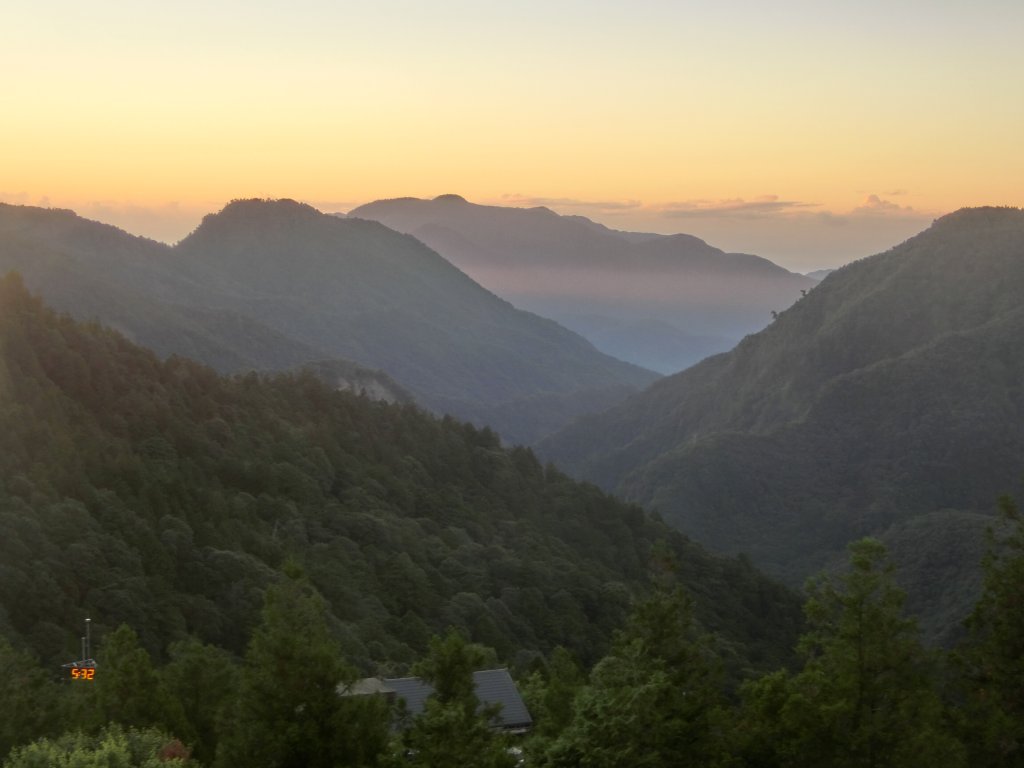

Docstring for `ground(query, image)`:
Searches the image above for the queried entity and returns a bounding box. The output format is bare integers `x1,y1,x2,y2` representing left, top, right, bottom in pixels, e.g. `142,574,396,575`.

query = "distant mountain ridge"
539,207,1024,642
350,195,817,373
0,200,657,444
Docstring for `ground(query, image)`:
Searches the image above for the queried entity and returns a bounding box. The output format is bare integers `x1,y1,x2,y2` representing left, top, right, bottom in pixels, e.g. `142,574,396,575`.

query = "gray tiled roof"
339,677,395,696
384,668,532,730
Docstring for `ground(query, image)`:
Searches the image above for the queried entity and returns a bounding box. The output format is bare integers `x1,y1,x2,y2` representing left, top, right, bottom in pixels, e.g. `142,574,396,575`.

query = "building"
340,668,533,734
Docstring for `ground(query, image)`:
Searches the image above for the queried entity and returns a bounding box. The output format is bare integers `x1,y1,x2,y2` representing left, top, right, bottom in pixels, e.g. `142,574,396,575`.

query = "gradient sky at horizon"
3,0,1022,270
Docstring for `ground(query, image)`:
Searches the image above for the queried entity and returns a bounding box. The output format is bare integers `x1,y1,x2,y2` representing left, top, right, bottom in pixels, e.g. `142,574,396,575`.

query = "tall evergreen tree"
540,585,723,768
738,538,964,767
396,629,515,768
0,638,60,760
956,496,1024,765
161,638,239,766
215,570,388,768
85,625,183,734
520,646,584,742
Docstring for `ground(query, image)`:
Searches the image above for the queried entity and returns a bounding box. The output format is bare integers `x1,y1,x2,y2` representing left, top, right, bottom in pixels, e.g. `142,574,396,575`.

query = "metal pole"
85,618,91,661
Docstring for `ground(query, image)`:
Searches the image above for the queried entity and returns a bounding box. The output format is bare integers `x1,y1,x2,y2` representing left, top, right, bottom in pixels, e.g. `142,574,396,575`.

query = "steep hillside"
0,201,658,444
540,207,1024,635
351,195,816,372
0,274,799,673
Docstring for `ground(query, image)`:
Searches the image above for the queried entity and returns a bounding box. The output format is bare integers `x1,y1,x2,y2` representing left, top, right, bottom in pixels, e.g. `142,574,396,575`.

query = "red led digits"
63,619,96,681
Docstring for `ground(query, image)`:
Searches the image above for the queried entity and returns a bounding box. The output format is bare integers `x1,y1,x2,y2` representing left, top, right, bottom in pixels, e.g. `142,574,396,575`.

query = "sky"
3,0,1023,271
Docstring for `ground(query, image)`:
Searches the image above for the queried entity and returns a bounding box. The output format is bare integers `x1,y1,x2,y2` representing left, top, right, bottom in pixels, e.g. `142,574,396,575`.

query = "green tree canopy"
160,638,238,766
397,628,515,768
215,572,388,768
0,638,60,760
2,724,193,768
738,538,964,767
956,495,1024,765
78,624,183,735
519,646,584,742
539,586,723,768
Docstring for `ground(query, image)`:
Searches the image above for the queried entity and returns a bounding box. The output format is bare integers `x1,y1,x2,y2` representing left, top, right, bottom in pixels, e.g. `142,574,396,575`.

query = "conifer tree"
0,638,60,759
739,538,964,768
161,638,238,766
215,570,388,768
957,496,1024,765
88,624,183,734
396,628,515,768
520,646,584,741
540,585,722,768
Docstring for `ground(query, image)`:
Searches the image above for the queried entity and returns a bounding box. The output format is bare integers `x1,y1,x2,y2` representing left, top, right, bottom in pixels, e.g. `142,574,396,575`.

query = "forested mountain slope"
351,194,816,372
0,201,657,444
0,274,799,674
540,207,1024,636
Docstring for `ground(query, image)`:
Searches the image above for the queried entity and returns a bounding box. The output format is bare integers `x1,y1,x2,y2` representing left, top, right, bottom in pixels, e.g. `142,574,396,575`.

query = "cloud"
853,194,918,217
499,193,643,211
651,193,930,226
657,195,819,219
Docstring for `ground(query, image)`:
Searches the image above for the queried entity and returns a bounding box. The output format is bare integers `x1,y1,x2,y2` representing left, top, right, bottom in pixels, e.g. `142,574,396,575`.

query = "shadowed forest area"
3,517,1023,766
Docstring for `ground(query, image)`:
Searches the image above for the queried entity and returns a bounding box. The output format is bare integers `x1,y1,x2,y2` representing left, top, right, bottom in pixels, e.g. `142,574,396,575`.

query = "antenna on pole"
63,617,97,681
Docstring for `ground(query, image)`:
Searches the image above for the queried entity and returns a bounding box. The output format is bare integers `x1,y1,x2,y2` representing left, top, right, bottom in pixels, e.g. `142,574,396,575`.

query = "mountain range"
0,200,657,445
539,207,1024,643
350,194,818,373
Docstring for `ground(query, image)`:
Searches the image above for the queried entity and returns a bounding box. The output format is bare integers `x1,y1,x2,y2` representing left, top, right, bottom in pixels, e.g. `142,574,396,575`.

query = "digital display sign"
63,660,97,681
69,666,96,681
64,618,96,681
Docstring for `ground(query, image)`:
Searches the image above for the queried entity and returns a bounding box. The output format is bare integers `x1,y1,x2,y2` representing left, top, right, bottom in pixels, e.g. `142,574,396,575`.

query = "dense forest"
0,273,798,670
0,273,814,763
3,512,1023,767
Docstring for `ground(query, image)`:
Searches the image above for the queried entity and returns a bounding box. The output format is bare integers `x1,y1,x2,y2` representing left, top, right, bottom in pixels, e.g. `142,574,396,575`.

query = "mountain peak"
218,197,320,218
182,198,326,244
928,206,1024,232
432,193,468,204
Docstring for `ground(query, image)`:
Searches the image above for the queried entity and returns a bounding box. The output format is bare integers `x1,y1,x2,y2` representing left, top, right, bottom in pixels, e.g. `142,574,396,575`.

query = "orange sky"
3,1,1022,270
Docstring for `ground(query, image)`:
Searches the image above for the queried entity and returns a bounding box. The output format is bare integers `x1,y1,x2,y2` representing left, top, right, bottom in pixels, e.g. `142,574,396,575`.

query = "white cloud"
853,193,918,216
656,195,819,219
498,193,643,211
